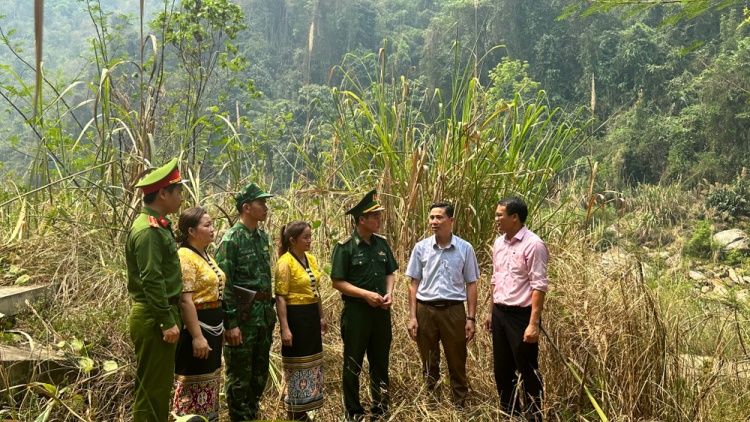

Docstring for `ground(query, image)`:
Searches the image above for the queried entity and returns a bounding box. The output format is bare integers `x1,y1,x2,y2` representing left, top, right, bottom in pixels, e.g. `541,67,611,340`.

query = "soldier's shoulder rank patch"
338,236,352,245
148,216,160,228
373,233,387,240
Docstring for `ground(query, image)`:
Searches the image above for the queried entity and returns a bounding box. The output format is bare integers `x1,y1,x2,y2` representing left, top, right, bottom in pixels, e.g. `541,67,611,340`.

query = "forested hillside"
1,0,749,188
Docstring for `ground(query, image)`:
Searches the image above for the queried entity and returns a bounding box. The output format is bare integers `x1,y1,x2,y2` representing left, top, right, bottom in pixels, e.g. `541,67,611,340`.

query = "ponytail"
278,224,289,257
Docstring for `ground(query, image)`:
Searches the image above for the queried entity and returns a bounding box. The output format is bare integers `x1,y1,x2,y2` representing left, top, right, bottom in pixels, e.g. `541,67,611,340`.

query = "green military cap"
234,183,274,209
346,189,385,220
134,158,188,194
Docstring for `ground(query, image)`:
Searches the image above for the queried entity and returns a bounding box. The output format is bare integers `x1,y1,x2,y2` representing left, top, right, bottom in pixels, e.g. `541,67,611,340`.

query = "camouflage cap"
234,183,274,210
346,189,385,220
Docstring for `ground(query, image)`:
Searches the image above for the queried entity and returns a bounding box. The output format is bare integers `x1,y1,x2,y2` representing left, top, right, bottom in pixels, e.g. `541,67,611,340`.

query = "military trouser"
340,301,392,419
224,323,275,422
129,302,179,422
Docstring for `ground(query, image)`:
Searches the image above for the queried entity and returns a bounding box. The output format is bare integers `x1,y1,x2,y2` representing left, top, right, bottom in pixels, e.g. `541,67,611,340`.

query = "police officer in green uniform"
126,158,188,422
331,189,399,422
215,183,276,422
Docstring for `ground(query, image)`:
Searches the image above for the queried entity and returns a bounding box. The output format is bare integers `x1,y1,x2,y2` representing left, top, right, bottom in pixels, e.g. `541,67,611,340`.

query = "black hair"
176,207,208,247
497,196,528,223
429,202,454,218
143,184,179,205
278,221,311,257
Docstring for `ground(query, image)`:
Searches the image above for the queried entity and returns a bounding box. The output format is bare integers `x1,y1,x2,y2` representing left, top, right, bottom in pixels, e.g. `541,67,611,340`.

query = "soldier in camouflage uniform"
126,158,188,422
331,190,399,422
216,183,276,422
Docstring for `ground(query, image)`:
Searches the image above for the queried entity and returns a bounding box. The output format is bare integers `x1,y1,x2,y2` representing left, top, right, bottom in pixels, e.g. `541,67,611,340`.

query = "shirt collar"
236,221,259,236
141,206,162,219
141,206,170,228
351,230,366,246
504,226,528,243
431,233,456,249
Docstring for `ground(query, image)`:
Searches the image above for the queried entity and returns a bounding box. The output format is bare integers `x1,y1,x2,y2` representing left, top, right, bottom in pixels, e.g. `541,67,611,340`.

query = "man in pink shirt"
483,196,548,422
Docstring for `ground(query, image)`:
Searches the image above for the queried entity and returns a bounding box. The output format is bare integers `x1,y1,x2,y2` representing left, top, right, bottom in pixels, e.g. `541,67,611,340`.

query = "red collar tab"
140,169,183,195
158,216,169,227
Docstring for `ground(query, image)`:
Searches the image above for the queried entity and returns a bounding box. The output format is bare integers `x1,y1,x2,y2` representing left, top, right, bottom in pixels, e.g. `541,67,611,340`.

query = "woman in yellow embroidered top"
172,207,226,421
275,220,328,421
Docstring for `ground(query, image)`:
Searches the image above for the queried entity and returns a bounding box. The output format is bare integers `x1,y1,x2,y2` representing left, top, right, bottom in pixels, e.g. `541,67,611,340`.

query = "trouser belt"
494,303,531,313
253,292,273,301
195,300,222,310
417,299,463,308
342,294,367,303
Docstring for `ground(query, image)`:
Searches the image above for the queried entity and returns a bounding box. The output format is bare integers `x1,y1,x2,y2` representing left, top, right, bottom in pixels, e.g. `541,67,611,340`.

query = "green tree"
153,0,253,167
487,57,540,105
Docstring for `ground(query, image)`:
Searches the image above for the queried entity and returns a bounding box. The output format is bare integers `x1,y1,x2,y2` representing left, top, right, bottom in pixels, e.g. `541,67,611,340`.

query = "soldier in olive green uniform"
215,183,276,422
331,190,399,421
126,158,188,422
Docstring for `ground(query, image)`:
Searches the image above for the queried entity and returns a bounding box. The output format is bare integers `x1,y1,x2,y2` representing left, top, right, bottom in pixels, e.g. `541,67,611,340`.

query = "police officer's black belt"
342,294,367,303
494,303,531,313
418,299,463,308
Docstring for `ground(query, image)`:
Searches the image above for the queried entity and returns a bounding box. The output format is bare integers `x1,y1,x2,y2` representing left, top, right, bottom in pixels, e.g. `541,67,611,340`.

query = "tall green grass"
294,41,591,261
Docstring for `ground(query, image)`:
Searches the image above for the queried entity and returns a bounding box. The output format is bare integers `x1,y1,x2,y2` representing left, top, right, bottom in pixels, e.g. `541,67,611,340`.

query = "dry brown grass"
3,188,750,421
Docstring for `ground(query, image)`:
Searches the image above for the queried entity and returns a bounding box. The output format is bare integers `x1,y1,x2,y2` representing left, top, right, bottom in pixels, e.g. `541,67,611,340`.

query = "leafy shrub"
722,249,748,266
705,172,750,220
685,220,714,258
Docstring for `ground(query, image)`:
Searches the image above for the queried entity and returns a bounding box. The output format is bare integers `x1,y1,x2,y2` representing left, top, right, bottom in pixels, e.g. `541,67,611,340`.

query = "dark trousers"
416,302,468,406
340,301,392,418
491,304,543,420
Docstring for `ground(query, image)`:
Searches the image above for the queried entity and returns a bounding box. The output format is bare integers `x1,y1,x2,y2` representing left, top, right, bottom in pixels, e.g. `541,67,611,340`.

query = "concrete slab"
0,284,53,316
0,344,72,387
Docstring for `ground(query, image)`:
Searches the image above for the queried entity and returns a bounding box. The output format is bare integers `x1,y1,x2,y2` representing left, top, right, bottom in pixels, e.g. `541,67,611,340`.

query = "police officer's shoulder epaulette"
148,216,160,228
338,236,352,245
373,233,387,240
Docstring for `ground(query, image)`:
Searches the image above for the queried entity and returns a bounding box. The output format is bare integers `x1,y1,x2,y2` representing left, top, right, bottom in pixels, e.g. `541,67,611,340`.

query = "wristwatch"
466,317,476,322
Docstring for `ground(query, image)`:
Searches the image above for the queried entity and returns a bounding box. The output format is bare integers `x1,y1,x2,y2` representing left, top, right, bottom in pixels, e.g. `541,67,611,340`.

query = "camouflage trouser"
224,324,275,422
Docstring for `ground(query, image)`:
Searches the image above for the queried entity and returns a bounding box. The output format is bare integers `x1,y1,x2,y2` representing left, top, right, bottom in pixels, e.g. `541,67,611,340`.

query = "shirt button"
375,273,378,275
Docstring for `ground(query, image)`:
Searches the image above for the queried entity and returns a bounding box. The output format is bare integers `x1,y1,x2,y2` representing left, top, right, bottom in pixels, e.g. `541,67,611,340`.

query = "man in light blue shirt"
406,202,479,407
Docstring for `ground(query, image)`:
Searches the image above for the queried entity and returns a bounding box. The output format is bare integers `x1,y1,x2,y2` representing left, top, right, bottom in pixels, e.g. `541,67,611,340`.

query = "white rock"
729,268,739,283
736,289,749,302
689,271,706,281
701,286,711,294
712,285,728,297
713,229,750,251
